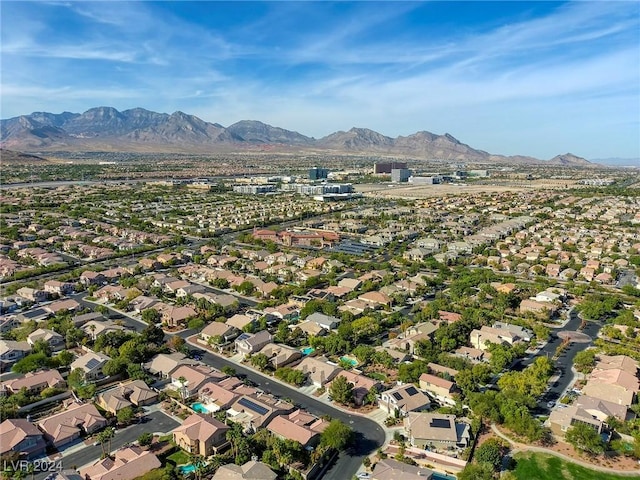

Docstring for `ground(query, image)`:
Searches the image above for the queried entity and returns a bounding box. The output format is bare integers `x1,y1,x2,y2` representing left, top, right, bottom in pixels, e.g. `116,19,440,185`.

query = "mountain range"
0,106,595,166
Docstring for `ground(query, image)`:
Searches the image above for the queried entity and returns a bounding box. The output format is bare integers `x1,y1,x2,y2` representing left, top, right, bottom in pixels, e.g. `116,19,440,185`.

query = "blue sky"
1,1,639,159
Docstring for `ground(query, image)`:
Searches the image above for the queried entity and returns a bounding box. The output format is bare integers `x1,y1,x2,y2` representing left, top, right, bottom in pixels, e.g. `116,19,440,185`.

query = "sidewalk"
186,336,397,435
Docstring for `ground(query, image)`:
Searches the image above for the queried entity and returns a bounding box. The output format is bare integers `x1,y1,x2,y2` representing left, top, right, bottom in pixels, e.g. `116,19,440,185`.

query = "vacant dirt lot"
354,180,582,199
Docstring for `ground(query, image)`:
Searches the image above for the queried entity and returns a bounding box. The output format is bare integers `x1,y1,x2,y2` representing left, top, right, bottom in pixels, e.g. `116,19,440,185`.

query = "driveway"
194,348,385,480
33,410,179,480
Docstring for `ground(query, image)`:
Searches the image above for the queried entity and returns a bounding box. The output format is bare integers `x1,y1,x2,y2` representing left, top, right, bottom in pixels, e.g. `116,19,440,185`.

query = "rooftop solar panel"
238,397,269,416
86,358,101,369
430,418,452,429
406,386,419,396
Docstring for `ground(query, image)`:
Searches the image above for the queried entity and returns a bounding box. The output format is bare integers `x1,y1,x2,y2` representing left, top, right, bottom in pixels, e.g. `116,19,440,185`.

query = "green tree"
573,349,596,374
250,353,269,371
329,375,354,405
320,419,354,450
138,432,153,446
566,422,605,455
474,438,503,470
457,462,495,480
141,309,161,325
116,407,136,425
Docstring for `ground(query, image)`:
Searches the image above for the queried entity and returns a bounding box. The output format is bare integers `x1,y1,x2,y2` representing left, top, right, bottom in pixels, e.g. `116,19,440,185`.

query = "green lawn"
513,452,640,480
166,450,190,466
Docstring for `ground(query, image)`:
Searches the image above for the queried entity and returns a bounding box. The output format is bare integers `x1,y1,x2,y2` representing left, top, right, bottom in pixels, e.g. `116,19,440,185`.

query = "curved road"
195,348,385,480
73,293,385,480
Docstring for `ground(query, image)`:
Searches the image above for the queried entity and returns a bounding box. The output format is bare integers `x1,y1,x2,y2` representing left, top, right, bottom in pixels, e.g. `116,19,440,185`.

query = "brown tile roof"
80,446,161,480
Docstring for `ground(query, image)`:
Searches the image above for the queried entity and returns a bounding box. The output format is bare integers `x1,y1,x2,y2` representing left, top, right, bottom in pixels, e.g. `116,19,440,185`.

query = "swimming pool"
301,347,315,355
191,402,209,414
178,465,195,475
340,356,358,367
431,473,456,480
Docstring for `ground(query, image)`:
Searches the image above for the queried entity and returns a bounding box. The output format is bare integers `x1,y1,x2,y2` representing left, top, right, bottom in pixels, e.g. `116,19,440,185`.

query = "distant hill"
547,153,595,167
0,106,598,165
0,148,50,164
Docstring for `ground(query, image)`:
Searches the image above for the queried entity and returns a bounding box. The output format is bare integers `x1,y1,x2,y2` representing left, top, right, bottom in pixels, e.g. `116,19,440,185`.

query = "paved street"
189,347,385,480
513,309,602,413
32,410,179,480
70,293,384,480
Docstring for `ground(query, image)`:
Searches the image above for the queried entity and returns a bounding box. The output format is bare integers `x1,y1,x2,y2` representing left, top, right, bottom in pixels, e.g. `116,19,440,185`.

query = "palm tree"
98,427,116,457
177,376,188,401
225,422,244,462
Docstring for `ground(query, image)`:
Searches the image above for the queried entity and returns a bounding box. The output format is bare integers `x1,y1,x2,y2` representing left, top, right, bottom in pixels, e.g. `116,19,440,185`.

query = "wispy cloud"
1,1,638,158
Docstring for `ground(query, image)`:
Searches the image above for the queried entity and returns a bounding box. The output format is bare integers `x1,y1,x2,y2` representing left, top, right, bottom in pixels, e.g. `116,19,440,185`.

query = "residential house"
294,356,342,388
372,459,434,480
80,446,161,480
259,343,302,369
386,322,438,354
292,320,327,337
549,405,604,437
263,303,300,322
160,305,197,328
79,271,105,286
379,384,431,417
358,291,392,307
438,311,462,325
130,296,159,314
70,351,111,381
200,322,241,347
172,413,230,455
576,395,630,423
170,364,225,398
2,369,65,395
176,284,207,298
306,312,341,330
519,299,554,315
234,331,273,357
98,380,158,414
225,314,254,331
228,394,294,431
212,461,277,480
0,418,47,459
583,369,639,407
404,412,470,450
145,352,199,378
17,303,54,323
198,381,241,413
328,371,380,406
470,325,522,350
16,287,48,303
266,410,329,448
375,346,411,364
454,346,491,363
43,280,74,296
0,340,31,370
43,299,80,315
82,320,125,341
0,315,19,334
419,373,457,404
27,328,65,352
71,312,106,327
38,401,107,448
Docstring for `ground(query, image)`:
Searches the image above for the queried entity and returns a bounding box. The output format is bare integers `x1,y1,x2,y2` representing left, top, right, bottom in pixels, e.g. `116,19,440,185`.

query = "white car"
357,474,371,480
547,401,556,408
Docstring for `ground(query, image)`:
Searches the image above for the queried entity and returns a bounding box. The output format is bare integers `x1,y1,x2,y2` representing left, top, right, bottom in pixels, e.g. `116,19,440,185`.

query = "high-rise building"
374,162,408,174
309,167,329,180
391,168,411,183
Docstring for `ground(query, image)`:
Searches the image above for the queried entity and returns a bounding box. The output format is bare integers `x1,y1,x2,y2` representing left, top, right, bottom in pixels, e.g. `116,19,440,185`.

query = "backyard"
512,452,640,480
